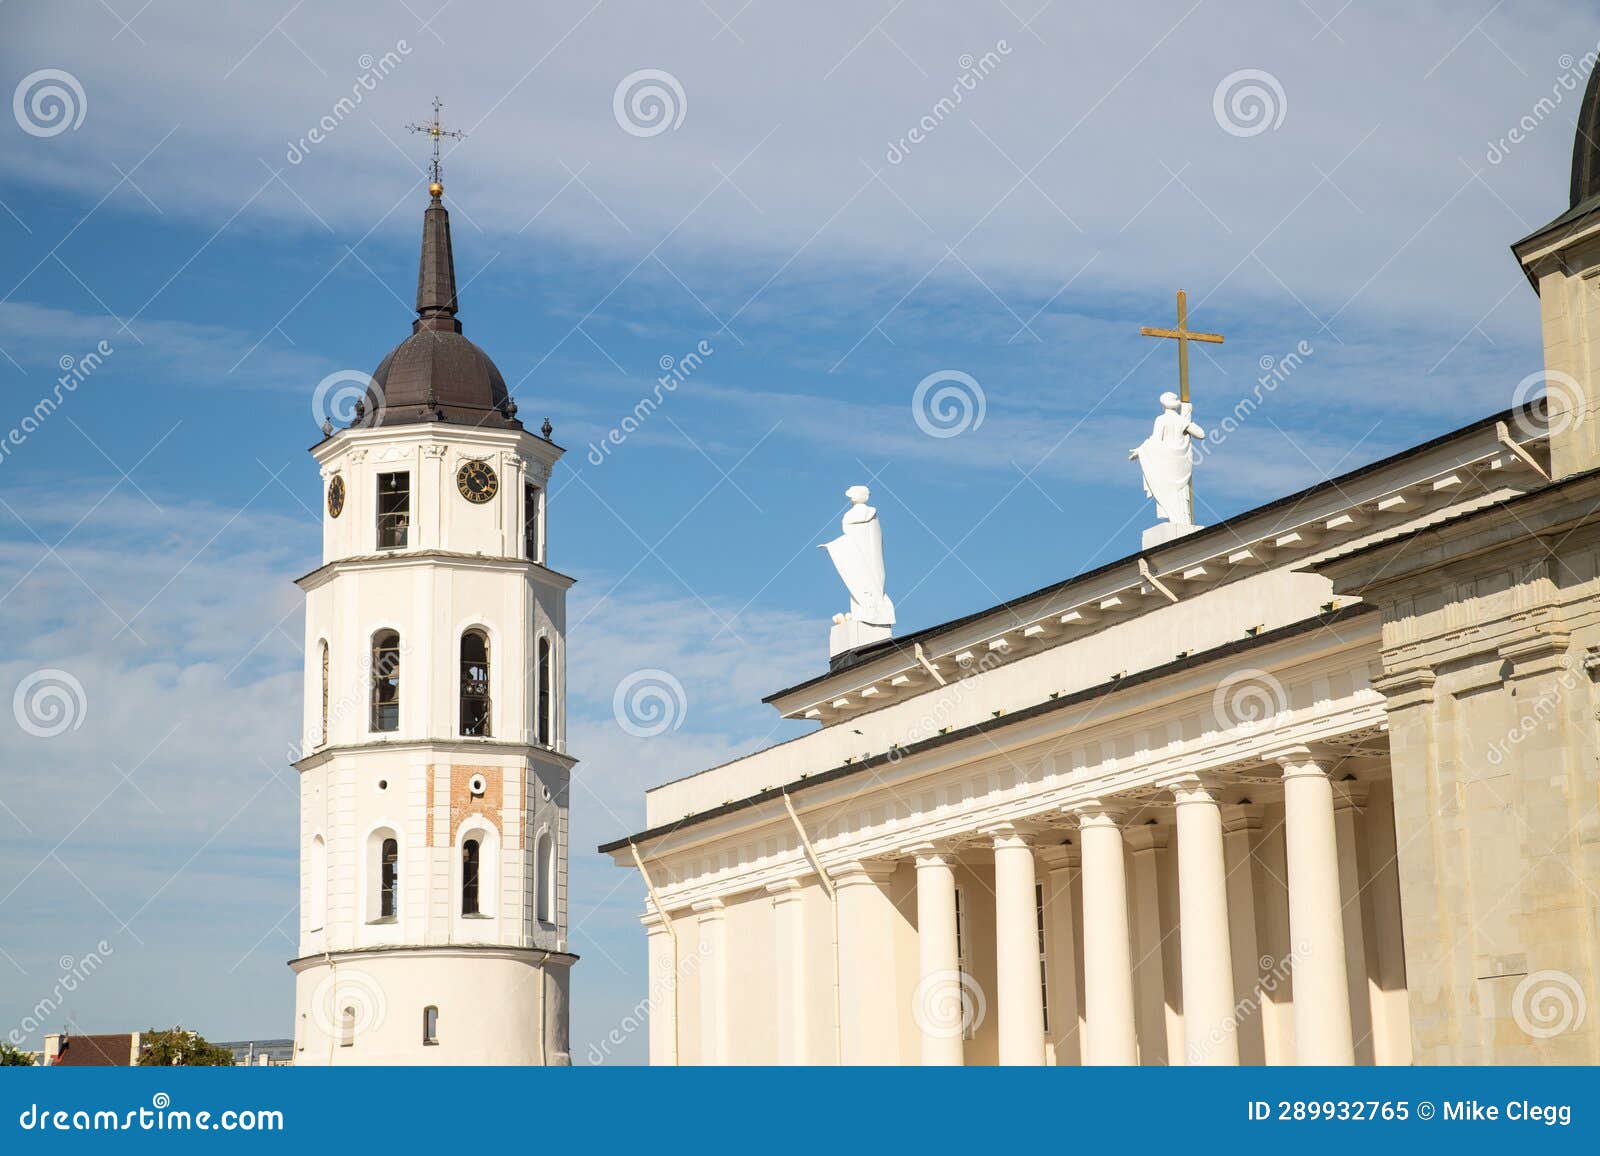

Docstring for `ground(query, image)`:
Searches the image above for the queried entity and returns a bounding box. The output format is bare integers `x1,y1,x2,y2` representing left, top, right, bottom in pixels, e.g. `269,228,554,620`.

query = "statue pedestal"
1142,522,1204,550
829,618,892,658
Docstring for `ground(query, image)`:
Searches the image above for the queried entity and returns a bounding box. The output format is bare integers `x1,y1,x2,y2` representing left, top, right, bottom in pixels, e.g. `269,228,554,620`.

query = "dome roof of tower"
1572,64,1600,210
351,189,521,431
368,328,514,427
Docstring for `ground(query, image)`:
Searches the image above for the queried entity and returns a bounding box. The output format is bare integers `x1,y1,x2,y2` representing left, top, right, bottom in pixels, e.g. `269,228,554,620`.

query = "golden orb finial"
429,181,444,199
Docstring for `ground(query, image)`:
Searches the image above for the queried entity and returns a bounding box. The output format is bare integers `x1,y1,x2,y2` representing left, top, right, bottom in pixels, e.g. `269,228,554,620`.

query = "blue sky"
0,0,1590,1062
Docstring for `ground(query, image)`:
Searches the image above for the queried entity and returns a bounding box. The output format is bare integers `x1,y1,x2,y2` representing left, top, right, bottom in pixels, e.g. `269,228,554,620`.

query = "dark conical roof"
1573,65,1600,209
358,192,520,430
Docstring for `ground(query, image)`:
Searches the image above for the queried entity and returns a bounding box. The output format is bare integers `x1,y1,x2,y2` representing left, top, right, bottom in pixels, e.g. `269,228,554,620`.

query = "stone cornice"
296,550,578,592
1313,467,1600,598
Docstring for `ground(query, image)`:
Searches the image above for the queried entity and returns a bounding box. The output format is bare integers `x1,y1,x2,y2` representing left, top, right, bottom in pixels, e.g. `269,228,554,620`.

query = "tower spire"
407,99,466,333
413,193,460,332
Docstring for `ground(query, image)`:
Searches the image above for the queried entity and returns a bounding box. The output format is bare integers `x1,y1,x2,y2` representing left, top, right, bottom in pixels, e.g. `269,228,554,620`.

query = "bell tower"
288,161,576,1065
1512,64,1600,478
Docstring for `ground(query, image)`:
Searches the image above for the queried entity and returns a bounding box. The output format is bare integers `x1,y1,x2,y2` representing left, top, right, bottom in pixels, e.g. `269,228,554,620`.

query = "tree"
0,1041,36,1066
137,1028,235,1067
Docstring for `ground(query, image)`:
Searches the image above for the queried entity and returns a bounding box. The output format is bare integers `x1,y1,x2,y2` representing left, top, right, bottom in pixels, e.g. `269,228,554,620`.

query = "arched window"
524,481,541,561
318,640,330,746
340,1006,356,1048
308,834,327,932
536,637,552,746
460,630,490,737
535,830,555,923
380,836,399,919
371,630,400,733
461,838,481,916
422,1005,439,1046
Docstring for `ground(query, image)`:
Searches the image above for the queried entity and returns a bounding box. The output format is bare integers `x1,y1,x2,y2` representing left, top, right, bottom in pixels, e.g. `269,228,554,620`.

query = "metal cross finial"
1139,290,1225,405
406,97,467,194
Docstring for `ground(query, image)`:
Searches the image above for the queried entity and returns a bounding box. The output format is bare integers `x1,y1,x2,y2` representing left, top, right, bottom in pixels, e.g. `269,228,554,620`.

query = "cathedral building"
599,72,1600,1065
288,167,576,1064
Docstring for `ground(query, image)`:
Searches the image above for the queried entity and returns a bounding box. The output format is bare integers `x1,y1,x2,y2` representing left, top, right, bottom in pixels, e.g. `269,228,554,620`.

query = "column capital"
900,840,956,867
1370,664,1437,708
979,821,1035,850
1067,799,1126,826
1220,802,1264,834
1123,822,1169,853
690,897,726,919
641,910,675,933
1161,771,1227,805
1499,631,1576,682
1036,842,1080,872
1330,780,1368,812
766,878,805,904
830,859,898,888
1260,743,1338,777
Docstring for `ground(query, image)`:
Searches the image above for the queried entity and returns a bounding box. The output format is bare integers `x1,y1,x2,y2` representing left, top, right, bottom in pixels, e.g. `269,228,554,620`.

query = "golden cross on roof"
406,97,467,197
1139,289,1224,404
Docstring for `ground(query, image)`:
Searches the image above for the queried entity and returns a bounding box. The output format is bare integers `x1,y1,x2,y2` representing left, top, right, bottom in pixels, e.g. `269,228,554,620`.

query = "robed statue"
1129,391,1205,526
819,486,895,655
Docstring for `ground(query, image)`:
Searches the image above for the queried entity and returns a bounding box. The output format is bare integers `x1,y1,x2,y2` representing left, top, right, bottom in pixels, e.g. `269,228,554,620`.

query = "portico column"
1169,775,1239,1065
692,898,728,1064
1074,805,1138,1064
1269,745,1355,1064
1332,783,1374,1065
767,879,808,1064
642,912,679,1066
909,845,965,1065
1124,823,1173,1064
988,824,1046,1065
832,859,902,1064
1037,844,1083,1065
1221,806,1267,1065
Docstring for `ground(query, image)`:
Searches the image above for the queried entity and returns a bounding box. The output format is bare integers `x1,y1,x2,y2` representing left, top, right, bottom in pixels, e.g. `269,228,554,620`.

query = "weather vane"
406,97,466,198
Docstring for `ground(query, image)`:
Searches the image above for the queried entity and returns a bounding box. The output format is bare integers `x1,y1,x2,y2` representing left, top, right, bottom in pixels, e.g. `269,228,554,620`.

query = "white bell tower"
288,166,576,1065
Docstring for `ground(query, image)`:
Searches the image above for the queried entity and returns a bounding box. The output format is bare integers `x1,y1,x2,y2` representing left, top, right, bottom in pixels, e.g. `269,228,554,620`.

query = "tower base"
289,945,575,1066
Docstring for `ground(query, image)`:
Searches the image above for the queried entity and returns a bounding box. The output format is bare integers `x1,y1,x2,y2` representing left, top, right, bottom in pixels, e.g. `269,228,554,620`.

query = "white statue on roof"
819,485,895,657
1130,391,1206,547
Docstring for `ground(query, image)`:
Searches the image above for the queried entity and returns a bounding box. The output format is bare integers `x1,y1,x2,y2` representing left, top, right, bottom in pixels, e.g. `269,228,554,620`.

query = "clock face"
327,475,345,518
456,459,499,504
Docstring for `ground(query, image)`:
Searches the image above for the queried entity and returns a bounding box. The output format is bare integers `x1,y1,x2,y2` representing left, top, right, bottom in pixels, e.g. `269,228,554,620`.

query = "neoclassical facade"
288,179,576,1065
600,75,1600,1066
